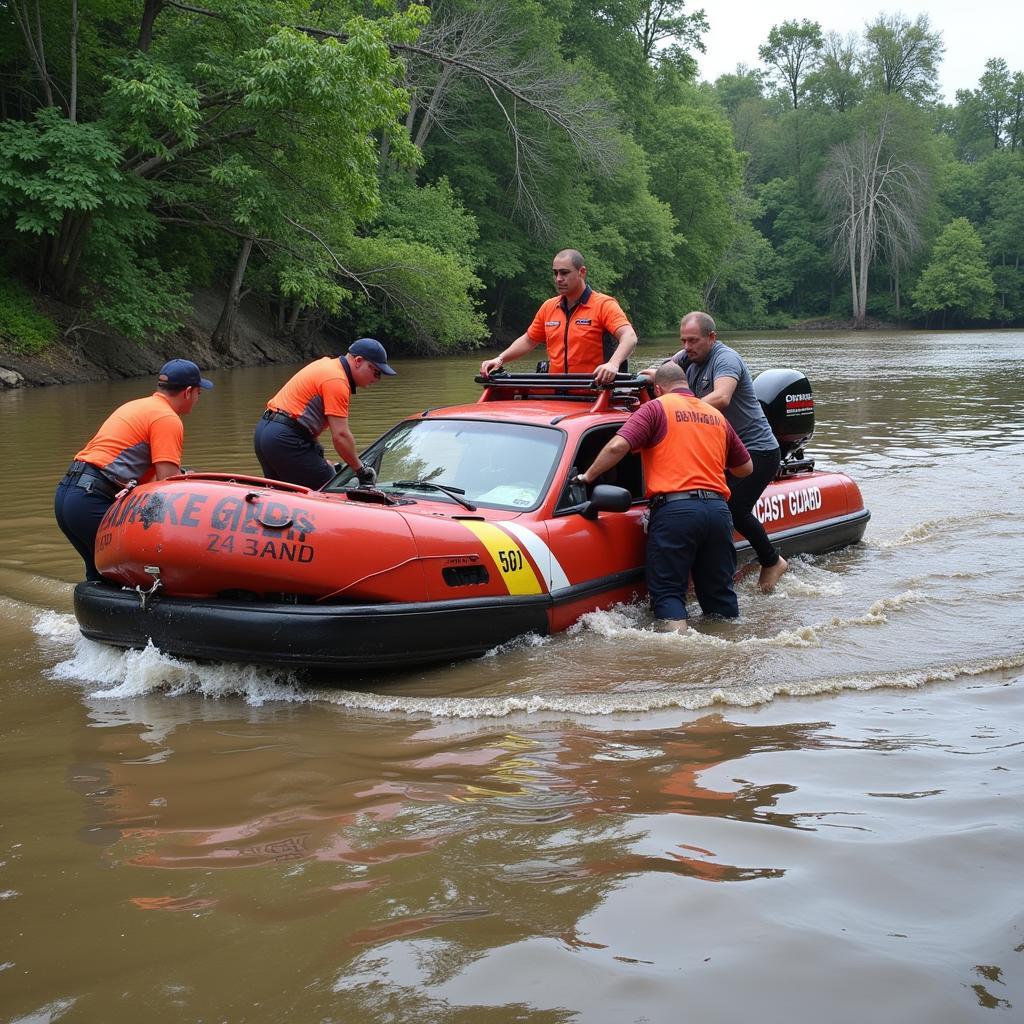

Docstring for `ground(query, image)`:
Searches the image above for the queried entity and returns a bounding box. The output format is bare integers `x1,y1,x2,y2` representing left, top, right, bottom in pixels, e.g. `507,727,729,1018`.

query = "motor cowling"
754,368,814,458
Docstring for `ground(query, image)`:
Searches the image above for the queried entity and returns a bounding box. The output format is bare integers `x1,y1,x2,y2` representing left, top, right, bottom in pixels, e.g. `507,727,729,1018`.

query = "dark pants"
254,417,333,490
645,495,738,621
727,447,782,567
54,479,114,581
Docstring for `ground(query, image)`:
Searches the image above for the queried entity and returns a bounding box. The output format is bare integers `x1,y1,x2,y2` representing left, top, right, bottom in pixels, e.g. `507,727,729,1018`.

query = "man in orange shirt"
480,249,637,384
577,362,752,633
55,359,213,580
254,337,395,489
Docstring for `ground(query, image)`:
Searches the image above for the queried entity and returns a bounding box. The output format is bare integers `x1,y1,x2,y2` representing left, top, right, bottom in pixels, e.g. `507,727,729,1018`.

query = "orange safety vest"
640,393,732,500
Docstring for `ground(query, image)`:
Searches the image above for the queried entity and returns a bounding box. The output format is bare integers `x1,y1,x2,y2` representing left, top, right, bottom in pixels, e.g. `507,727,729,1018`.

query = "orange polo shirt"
267,357,354,437
75,393,184,484
526,286,632,374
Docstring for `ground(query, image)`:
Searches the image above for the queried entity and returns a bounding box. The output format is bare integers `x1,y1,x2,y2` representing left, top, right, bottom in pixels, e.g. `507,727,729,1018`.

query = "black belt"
262,409,313,437
651,489,724,508
61,462,122,500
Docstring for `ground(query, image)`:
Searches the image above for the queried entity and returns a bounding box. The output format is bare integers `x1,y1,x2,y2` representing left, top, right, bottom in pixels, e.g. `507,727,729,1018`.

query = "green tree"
913,217,995,325
703,192,785,326
862,13,944,103
758,19,823,110
619,0,707,61
806,32,863,113
954,59,1024,155
0,1,426,341
757,176,829,315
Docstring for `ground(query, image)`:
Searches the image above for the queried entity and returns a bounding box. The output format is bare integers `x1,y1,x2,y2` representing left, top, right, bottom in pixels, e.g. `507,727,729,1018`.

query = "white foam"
35,594,1021,722
49,636,311,706
481,632,551,658
570,602,820,649
824,589,926,628
8,997,78,1024
31,610,81,644
311,651,1024,718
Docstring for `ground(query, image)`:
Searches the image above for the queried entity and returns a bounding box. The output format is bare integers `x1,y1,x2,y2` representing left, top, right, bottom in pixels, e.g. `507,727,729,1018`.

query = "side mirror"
580,484,632,520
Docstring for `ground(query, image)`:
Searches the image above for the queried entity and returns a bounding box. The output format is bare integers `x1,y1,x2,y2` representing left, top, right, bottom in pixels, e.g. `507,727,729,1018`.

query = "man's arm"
326,414,362,471
725,423,752,477
153,461,181,480
593,324,639,384
480,333,540,376
577,436,631,485
702,375,739,411
729,456,753,478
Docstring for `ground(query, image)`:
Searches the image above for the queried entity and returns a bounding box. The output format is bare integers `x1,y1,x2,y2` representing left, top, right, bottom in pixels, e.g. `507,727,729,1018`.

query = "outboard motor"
754,368,815,472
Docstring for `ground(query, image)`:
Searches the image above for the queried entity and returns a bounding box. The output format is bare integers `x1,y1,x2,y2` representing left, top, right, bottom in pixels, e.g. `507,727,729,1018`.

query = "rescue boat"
74,370,869,671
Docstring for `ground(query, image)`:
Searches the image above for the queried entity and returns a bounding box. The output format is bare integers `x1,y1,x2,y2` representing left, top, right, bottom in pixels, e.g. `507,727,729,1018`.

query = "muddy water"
2,330,1023,1022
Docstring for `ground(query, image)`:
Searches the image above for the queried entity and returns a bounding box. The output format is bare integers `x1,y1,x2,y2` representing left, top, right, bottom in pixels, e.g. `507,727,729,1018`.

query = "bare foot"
758,555,788,594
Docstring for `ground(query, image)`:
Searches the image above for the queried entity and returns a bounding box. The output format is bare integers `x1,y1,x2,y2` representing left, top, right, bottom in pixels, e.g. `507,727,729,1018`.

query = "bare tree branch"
162,0,622,192
10,0,55,107
818,112,926,324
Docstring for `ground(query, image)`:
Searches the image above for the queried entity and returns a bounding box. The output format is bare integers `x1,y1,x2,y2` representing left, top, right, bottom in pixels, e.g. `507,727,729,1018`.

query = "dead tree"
818,113,925,326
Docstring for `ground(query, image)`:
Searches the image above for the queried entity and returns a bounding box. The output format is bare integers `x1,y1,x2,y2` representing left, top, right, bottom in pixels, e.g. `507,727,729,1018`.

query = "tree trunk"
212,236,253,355
494,287,506,331
59,212,93,298
138,0,165,52
285,301,302,337
69,0,78,122
11,0,55,107
38,211,92,296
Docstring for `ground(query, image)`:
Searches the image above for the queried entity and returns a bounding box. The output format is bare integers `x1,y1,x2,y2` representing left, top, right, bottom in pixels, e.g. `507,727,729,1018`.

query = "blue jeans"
645,495,738,621
54,479,114,581
254,417,333,489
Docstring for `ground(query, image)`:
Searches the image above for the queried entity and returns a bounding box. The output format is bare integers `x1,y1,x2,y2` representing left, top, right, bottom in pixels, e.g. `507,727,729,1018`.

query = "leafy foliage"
1,0,1022,351
912,218,995,323
0,279,57,353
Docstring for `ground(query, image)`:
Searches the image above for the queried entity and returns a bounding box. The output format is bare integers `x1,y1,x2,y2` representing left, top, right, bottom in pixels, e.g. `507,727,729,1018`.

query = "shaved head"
654,361,687,390
554,248,585,270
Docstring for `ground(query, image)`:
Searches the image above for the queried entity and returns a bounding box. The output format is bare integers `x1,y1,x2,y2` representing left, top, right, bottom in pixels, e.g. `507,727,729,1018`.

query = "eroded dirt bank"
0,289,331,388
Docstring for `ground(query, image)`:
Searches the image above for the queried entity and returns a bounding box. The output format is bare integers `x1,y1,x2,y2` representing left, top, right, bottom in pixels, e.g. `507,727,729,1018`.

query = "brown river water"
2,330,1023,1022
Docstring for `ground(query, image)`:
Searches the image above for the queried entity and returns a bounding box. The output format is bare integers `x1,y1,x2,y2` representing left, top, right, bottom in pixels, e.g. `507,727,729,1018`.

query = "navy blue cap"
348,338,396,375
158,359,213,389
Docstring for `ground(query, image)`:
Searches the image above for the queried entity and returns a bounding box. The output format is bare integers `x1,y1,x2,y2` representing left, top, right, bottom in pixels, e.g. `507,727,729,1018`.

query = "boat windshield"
325,418,565,511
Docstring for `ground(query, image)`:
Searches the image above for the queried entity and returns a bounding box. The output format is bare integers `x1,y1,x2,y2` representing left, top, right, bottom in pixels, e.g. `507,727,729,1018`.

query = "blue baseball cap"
348,338,396,375
158,359,213,389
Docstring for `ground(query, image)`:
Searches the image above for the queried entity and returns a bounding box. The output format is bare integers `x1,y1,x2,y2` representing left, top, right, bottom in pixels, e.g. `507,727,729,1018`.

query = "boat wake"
33,603,1023,719
876,509,1015,549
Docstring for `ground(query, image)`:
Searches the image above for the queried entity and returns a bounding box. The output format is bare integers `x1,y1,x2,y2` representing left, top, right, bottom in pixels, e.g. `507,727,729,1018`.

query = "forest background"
1,0,1022,365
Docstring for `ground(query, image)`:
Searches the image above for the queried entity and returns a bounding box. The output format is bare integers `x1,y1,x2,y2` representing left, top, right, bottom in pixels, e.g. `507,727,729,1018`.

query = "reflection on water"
3,329,1024,1021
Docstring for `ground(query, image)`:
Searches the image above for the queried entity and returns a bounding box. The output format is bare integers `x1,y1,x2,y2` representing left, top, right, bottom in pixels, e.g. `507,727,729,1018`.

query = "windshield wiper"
390,480,477,511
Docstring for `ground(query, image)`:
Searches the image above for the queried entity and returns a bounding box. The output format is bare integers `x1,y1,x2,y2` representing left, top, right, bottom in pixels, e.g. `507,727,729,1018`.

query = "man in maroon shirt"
577,362,752,632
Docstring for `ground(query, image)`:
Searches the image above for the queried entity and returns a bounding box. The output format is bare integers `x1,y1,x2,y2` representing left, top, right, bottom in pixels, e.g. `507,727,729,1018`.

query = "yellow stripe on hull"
458,521,544,595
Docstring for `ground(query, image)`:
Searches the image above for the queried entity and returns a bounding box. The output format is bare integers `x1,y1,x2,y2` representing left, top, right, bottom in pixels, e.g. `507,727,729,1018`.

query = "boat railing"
474,372,654,412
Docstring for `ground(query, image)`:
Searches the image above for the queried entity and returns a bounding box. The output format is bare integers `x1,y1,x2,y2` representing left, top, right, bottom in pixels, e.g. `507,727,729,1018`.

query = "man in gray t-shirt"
668,312,788,593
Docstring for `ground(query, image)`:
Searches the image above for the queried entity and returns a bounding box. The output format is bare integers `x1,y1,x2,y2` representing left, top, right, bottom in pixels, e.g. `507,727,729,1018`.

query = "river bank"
0,288,339,388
